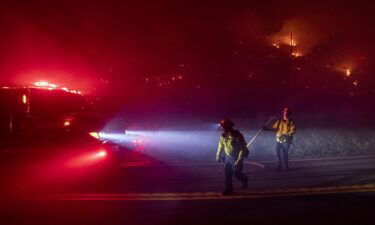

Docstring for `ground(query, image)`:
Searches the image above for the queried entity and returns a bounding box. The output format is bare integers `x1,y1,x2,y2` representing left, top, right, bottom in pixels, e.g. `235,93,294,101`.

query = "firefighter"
216,118,249,195
263,108,296,171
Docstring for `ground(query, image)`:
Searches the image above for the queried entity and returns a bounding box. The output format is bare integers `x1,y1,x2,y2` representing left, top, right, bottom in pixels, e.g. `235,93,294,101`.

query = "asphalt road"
2,154,375,225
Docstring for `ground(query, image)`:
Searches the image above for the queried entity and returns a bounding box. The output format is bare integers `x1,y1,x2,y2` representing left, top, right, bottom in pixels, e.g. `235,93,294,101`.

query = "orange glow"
89,132,100,139
346,69,351,76
292,52,302,57
22,94,27,104
276,36,297,46
336,64,355,77
270,35,297,49
64,121,71,127
290,39,297,46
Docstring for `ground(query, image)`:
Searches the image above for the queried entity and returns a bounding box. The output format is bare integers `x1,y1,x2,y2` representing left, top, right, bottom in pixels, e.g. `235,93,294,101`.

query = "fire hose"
246,116,276,148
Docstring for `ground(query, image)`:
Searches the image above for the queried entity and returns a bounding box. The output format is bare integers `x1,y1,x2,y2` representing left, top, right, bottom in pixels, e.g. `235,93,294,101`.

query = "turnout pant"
275,141,291,169
224,155,248,191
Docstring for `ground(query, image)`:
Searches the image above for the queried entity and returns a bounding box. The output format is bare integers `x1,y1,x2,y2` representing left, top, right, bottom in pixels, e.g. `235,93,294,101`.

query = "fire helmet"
220,118,234,128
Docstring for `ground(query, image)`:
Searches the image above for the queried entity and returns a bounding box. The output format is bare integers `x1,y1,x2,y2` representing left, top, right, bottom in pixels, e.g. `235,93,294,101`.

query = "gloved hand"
233,161,242,173
234,160,243,168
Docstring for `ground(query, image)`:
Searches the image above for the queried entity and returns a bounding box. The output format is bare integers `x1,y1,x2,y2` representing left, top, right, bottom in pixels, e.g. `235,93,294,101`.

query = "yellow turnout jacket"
272,119,296,143
216,130,248,162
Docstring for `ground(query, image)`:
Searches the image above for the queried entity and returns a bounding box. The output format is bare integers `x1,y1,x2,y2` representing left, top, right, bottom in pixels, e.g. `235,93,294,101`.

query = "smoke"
0,0,374,117
268,2,374,63
269,19,333,56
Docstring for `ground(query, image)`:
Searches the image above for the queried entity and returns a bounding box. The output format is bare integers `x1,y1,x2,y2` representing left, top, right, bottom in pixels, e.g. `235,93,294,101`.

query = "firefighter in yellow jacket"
217,118,249,195
263,108,296,171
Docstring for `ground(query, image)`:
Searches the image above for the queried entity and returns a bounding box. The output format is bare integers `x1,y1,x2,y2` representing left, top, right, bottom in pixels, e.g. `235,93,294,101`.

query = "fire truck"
0,82,112,162
0,82,86,135
0,81,145,166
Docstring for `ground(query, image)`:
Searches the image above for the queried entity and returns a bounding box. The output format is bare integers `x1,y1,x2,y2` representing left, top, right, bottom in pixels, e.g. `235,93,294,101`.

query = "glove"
234,161,242,173
234,159,243,168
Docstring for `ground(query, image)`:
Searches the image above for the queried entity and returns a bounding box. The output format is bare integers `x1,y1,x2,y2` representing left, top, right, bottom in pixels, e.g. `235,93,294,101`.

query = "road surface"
1,154,375,225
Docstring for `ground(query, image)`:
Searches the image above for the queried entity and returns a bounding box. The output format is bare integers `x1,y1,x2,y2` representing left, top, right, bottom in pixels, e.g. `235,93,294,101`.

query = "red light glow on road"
95,150,107,158
66,150,108,168
12,148,109,192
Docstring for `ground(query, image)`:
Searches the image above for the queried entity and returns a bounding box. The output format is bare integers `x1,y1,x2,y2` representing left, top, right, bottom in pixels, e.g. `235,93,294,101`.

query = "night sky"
0,0,374,120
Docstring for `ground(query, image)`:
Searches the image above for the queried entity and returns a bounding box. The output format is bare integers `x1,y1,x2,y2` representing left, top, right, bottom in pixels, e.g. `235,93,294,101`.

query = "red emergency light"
22,94,27,104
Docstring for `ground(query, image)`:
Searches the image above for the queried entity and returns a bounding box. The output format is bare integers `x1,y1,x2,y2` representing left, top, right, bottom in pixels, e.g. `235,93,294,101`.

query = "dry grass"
248,128,375,160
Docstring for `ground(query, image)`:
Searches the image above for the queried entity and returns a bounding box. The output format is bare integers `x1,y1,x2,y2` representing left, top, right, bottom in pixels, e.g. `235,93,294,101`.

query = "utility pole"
290,32,293,58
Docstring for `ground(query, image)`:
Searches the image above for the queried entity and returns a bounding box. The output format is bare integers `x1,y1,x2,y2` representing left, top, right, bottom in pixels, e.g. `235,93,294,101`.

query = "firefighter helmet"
220,118,234,128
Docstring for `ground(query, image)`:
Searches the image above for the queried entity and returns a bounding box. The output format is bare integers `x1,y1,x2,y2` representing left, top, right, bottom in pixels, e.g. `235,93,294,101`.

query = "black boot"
242,178,248,189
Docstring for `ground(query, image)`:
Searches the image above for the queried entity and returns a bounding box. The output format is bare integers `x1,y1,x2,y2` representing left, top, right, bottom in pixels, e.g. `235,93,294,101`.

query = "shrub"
248,128,375,160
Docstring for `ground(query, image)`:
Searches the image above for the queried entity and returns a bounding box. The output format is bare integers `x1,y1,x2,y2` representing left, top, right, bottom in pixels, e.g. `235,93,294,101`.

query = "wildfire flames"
346,69,351,77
